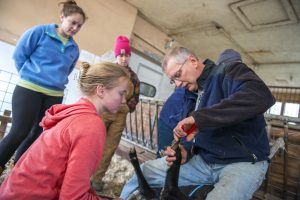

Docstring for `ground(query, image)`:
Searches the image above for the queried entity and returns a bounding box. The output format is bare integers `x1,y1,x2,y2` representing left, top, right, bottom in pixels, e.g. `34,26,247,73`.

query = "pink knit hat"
114,35,131,57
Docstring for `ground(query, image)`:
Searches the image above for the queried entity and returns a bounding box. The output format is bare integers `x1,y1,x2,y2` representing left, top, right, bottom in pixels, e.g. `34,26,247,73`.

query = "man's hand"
173,116,197,142
164,145,188,166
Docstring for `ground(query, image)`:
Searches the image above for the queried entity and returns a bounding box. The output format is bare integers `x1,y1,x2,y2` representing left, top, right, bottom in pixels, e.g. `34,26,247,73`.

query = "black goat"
128,147,213,200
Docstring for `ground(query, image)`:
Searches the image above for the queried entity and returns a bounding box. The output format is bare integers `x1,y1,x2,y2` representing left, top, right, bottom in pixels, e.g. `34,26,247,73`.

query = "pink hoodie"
0,98,106,200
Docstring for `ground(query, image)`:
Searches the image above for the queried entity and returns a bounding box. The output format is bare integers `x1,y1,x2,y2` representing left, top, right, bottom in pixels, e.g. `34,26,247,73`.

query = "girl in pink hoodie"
0,62,129,200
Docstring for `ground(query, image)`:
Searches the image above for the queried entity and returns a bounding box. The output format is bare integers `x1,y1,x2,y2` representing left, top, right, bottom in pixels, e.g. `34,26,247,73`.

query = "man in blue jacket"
157,48,242,158
120,47,275,200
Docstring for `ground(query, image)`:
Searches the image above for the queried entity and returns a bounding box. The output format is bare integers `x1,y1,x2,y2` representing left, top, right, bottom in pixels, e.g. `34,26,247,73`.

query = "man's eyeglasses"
169,59,187,84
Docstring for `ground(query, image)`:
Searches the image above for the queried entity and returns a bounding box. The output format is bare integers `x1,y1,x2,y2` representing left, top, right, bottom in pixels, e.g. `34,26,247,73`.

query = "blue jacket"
185,59,275,164
13,24,79,91
159,88,197,129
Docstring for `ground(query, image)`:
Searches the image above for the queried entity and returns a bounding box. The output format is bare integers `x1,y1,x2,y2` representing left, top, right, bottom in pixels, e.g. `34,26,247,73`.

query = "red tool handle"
159,124,197,157
181,123,197,135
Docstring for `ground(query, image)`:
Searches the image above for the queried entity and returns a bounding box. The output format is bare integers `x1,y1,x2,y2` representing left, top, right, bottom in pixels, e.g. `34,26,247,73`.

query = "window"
267,101,282,115
283,102,300,118
139,82,156,98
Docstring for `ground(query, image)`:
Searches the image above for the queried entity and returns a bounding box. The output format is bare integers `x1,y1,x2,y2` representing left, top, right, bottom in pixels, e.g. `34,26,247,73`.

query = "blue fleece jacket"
159,88,197,129
13,24,79,91
185,59,275,164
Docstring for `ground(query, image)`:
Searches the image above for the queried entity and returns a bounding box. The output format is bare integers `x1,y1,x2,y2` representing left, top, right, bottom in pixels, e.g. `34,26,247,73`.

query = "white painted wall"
254,64,300,87
0,41,17,74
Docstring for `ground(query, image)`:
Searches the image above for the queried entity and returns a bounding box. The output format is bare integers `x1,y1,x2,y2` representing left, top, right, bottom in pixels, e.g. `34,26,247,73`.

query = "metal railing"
0,70,18,114
122,98,164,153
263,114,300,199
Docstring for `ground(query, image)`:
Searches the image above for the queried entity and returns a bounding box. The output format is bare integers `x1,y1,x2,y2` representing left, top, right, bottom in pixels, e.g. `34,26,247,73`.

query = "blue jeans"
120,154,268,200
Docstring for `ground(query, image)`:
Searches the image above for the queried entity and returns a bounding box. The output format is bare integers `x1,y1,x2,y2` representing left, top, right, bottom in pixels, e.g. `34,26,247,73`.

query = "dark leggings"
0,86,63,168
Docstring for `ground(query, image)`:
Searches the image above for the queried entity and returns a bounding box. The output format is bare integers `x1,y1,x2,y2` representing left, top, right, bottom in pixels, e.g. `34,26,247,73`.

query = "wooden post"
0,109,12,139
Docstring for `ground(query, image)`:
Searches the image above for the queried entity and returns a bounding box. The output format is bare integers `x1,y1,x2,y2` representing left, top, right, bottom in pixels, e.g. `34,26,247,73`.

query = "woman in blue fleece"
0,0,87,174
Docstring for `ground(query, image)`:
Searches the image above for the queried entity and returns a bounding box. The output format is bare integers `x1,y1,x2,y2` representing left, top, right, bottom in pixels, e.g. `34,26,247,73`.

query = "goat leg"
160,147,189,200
129,147,157,199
